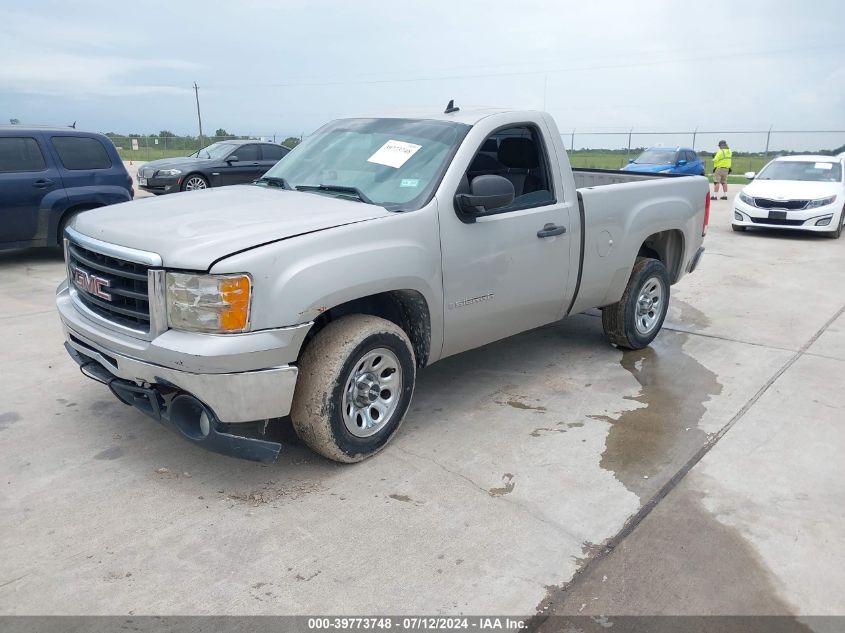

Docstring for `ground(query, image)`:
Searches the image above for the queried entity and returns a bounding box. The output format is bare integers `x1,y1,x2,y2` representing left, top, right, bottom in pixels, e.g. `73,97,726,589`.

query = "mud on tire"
290,315,416,463
601,257,671,350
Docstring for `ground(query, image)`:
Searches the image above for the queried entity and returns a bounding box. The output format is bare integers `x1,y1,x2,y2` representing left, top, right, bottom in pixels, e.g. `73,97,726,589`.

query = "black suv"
137,139,290,195
0,127,133,251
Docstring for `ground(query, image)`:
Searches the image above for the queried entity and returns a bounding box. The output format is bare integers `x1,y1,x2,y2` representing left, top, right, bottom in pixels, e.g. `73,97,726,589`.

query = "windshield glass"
260,118,470,211
191,142,236,160
757,160,842,182
634,149,677,164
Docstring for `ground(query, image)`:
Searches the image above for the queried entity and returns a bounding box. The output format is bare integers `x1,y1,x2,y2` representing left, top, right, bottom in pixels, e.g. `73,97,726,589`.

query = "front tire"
825,212,843,239
602,257,670,350
181,174,208,191
291,315,416,463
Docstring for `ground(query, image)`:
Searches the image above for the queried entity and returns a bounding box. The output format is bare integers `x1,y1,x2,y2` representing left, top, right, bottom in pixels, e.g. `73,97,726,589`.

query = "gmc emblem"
71,267,112,301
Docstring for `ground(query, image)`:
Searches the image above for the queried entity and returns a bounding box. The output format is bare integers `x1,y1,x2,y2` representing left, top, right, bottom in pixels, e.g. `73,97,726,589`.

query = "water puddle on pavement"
596,332,722,500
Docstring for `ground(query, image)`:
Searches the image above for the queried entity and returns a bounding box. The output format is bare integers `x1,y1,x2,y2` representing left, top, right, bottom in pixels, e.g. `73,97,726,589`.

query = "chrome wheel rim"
185,176,207,190
635,276,664,335
342,348,403,438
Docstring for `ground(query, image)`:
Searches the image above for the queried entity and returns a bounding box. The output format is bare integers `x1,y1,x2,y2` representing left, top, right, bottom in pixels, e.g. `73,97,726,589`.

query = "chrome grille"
67,239,151,332
753,198,808,210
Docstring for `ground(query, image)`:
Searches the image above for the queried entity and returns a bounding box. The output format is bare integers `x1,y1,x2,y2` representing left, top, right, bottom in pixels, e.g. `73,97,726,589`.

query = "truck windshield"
757,161,842,182
259,118,470,211
634,149,677,165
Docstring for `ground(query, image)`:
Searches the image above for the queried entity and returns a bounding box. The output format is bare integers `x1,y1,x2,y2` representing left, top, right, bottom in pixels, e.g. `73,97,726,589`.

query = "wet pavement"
0,193,843,615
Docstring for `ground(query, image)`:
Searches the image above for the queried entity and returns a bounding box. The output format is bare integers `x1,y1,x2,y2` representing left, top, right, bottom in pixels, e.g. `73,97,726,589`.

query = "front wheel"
290,315,416,463
825,212,843,239
181,174,208,191
602,257,670,350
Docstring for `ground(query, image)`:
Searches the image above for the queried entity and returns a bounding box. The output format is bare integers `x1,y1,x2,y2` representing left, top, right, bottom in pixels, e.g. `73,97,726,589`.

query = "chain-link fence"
562,129,845,174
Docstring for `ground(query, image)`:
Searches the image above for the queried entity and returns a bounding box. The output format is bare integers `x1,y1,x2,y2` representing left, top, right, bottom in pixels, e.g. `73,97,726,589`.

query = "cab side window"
463,125,555,212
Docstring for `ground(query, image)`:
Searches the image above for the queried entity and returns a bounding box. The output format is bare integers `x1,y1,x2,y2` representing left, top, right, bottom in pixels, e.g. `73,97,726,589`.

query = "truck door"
0,134,62,244
438,124,574,357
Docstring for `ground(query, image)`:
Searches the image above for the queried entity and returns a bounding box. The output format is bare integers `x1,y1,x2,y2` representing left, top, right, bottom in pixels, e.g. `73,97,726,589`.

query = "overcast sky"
1,0,844,151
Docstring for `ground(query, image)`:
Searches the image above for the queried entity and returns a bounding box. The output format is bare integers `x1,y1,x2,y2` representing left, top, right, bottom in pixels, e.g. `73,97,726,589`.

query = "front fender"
211,207,445,362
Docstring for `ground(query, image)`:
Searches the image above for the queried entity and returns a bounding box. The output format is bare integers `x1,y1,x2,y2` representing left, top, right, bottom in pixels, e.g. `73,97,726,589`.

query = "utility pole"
193,82,204,150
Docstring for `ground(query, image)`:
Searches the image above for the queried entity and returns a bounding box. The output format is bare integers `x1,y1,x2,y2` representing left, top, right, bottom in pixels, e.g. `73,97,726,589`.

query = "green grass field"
118,146,766,184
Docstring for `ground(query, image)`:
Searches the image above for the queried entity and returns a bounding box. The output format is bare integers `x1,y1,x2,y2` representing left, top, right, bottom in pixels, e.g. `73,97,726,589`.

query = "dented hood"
72,185,390,269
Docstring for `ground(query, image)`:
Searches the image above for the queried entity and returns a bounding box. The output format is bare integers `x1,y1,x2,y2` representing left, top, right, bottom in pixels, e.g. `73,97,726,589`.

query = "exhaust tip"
169,394,215,441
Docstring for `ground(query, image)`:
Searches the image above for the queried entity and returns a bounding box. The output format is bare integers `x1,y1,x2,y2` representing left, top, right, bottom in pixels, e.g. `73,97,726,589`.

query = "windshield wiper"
295,184,374,204
255,175,292,190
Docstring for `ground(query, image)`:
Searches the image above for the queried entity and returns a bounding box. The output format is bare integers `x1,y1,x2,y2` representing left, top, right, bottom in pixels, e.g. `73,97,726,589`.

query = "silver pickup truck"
57,107,709,463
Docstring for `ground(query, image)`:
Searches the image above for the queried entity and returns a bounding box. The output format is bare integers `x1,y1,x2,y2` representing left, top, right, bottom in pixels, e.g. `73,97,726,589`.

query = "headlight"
739,192,755,206
806,196,836,209
156,169,183,177
166,273,251,333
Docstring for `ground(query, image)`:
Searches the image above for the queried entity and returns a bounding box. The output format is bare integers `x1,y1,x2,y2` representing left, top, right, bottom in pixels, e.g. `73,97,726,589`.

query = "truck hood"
743,179,841,201
72,185,391,270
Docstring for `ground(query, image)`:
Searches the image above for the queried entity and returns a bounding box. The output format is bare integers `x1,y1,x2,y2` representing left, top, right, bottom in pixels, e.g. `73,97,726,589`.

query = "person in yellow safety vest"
712,140,732,200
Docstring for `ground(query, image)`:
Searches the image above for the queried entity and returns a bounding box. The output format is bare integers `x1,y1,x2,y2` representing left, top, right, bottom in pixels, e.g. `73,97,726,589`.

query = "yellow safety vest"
714,148,732,169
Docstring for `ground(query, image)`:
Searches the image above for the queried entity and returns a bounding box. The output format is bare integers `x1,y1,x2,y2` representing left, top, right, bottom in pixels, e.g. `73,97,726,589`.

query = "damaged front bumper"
63,339,293,463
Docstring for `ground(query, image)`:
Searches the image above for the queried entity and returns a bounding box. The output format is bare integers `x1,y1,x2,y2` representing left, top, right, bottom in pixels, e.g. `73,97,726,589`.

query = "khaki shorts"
714,168,729,185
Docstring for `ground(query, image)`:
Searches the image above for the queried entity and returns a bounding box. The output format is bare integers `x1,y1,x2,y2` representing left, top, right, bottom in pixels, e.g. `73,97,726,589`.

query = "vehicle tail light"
703,192,710,236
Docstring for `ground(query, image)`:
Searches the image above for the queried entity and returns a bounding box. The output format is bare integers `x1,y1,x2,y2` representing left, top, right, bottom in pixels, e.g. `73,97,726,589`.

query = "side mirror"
226,155,240,163
677,159,688,166
744,171,756,179
628,159,635,163
455,175,515,217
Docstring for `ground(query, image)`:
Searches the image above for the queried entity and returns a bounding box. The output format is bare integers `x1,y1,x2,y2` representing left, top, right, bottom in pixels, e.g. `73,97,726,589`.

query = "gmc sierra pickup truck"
56,107,709,463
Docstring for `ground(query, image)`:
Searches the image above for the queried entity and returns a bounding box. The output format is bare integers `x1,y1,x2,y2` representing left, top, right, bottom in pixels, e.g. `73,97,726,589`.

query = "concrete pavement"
0,192,843,616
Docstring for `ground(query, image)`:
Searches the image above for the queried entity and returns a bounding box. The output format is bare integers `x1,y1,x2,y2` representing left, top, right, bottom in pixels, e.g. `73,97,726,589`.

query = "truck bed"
567,169,708,316
572,167,686,188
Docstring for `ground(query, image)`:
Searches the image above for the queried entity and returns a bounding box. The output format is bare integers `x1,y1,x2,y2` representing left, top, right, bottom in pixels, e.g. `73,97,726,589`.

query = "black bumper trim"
64,342,282,463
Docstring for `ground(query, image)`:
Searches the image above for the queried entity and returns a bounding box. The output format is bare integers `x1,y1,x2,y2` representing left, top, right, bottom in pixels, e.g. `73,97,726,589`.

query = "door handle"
33,178,54,188
537,223,566,238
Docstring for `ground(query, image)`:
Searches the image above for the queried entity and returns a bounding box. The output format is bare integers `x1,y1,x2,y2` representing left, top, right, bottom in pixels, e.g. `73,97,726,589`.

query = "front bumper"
57,280,311,462
138,176,181,195
733,199,842,232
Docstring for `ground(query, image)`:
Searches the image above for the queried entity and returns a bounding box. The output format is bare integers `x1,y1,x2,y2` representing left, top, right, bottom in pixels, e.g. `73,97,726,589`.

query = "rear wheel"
290,315,416,463
602,257,670,350
181,174,208,191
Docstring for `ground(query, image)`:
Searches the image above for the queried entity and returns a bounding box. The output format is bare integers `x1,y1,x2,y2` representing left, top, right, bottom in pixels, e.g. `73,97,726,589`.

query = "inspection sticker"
814,162,833,170
367,139,422,169
400,179,420,188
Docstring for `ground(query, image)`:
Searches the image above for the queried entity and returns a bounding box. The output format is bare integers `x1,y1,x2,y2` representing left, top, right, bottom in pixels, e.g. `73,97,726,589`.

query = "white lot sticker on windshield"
367,140,422,169
400,179,420,187
814,162,833,170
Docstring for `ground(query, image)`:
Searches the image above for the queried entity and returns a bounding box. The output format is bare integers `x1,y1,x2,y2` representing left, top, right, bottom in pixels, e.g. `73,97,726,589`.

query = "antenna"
444,99,460,114
70,121,76,129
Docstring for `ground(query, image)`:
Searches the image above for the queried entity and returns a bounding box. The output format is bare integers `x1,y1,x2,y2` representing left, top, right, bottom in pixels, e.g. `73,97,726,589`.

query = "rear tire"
732,224,747,232
57,205,99,244
602,257,670,350
290,315,416,463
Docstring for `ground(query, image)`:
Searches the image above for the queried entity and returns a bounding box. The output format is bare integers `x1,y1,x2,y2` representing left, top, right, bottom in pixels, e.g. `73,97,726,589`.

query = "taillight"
703,192,710,236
